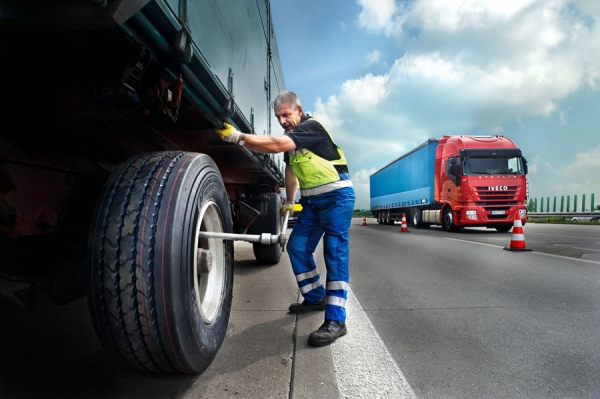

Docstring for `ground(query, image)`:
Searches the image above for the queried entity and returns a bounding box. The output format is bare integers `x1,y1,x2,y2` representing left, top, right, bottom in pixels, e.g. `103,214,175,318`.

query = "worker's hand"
215,122,241,143
281,201,295,217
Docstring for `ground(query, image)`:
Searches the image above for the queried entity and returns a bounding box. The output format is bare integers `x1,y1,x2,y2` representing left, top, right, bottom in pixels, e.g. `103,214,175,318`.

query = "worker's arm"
215,122,296,153
284,164,299,202
245,134,296,153
281,164,299,216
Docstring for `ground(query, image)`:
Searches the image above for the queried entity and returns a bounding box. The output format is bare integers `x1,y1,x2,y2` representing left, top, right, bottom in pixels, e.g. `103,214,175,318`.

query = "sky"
270,0,600,211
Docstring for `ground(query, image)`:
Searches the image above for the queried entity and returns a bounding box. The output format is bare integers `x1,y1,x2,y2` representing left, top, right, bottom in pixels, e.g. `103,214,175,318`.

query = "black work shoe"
288,297,326,314
308,320,347,346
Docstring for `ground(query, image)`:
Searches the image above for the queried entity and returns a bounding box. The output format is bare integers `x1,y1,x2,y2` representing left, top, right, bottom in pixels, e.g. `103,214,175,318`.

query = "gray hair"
273,91,301,110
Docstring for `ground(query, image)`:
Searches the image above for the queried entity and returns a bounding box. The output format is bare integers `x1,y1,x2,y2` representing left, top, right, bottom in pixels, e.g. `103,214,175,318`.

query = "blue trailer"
0,0,287,374
370,139,439,219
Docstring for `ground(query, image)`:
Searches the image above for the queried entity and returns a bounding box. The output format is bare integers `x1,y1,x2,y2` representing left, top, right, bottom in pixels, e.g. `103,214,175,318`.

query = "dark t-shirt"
283,114,349,174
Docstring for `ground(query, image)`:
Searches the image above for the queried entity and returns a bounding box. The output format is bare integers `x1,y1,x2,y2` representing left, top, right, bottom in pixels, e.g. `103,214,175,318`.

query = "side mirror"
523,157,528,175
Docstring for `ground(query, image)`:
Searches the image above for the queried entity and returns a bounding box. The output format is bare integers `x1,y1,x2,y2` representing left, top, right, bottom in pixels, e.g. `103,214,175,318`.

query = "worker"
215,91,355,346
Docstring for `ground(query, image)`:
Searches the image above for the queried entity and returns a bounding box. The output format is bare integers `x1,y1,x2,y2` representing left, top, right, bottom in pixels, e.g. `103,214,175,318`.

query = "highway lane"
349,219,600,398
1,218,597,398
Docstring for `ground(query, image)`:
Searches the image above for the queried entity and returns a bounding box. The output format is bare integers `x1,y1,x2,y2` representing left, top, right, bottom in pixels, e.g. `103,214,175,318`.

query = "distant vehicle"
370,135,529,232
279,188,302,227
572,216,599,222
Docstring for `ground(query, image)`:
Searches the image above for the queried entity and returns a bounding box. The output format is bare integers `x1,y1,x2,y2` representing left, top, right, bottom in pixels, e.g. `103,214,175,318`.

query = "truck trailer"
0,0,288,374
370,135,529,232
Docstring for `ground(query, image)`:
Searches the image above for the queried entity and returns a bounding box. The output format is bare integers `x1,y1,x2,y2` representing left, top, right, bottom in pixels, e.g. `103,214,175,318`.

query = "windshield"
462,156,524,176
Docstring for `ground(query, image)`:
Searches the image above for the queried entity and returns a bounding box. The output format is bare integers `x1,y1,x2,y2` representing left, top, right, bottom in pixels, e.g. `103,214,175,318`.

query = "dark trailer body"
0,0,288,374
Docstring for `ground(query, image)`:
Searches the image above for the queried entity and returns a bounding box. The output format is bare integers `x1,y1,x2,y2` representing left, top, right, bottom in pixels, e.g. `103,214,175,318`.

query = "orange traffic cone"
362,217,367,226
503,212,532,251
399,213,409,232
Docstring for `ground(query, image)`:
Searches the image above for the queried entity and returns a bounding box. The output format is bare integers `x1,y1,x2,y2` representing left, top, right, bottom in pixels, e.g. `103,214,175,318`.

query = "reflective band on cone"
399,213,409,233
504,211,532,251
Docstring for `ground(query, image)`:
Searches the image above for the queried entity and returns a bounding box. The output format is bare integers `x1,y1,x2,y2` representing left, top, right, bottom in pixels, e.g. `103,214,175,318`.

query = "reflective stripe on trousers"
287,186,355,322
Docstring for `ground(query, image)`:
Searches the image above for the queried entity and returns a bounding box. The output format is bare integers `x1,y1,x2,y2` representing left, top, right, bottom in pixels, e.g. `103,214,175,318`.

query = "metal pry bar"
196,211,290,248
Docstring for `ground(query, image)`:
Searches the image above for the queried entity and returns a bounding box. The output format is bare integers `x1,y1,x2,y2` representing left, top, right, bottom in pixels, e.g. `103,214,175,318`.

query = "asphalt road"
350,220,600,398
0,231,413,399
1,220,598,398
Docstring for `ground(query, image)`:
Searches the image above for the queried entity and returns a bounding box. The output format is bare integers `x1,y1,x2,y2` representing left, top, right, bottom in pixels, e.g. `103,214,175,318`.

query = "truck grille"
475,186,519,201
474,186,520,219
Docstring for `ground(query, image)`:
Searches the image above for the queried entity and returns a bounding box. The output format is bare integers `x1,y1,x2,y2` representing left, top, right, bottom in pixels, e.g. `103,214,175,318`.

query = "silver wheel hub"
193,201,225,323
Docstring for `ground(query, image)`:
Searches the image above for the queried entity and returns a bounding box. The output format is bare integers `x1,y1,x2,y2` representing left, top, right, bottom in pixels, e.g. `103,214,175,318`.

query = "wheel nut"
197,248,212,274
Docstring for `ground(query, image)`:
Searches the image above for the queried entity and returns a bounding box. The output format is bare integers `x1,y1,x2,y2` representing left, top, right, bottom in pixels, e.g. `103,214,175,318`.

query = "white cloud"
390,53,461,84
528,156,538,176
340,73,390,113
365,49,381,66
351,168,377,210
343,0,600,140
357,0,397,33
559,110,568,125
312,95,344,133
406,0,538,32
564,144,600,171
525,145,600,209
384,1,590,122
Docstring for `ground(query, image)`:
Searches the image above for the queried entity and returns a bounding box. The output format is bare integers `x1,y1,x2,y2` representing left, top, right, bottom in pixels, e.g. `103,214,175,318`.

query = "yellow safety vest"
288,120,348,189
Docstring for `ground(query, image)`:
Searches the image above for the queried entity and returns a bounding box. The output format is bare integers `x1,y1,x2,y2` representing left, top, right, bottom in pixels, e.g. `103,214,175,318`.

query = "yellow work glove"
281,201,295,217
215,122,242,143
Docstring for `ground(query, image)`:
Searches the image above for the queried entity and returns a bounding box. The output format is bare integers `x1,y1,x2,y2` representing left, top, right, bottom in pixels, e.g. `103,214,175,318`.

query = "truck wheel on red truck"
370,136,529,232
0,1,287,374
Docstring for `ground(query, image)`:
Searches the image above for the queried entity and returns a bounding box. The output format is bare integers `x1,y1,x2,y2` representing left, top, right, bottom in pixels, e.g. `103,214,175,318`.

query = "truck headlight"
519,209,527,217
466,210,477,219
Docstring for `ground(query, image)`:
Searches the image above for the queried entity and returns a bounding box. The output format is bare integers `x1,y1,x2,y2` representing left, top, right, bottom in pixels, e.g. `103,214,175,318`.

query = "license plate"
491,210,506,215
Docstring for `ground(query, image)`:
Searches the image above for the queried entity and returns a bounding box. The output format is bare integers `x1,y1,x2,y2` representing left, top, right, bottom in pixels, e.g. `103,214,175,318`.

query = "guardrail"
528,193,597,213
528,212,600,218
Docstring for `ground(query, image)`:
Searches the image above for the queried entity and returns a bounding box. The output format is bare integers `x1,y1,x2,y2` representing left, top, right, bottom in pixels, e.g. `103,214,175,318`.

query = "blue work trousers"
286,186,355,322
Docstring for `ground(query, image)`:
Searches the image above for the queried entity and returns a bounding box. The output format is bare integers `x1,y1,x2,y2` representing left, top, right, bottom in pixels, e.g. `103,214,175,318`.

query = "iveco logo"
488,186,508,191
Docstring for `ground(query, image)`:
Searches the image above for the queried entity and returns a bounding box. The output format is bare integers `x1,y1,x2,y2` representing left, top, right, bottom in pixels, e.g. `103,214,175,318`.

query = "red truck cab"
434,135,528,231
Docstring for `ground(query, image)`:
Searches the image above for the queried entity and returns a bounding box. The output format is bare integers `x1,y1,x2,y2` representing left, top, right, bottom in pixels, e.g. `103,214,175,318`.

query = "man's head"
274,91,303,132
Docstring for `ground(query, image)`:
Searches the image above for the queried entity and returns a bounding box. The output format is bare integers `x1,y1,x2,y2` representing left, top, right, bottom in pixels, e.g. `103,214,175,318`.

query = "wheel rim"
193,200,226,323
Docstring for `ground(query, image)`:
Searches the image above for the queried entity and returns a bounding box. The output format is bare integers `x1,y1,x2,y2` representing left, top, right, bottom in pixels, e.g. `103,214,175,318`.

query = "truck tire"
253,242,282,265
86,152,234,374
249,193,283,265
442,207,457,232
411,208,429,229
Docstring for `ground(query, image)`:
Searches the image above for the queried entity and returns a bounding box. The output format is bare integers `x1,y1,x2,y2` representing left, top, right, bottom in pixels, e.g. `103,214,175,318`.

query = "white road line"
331,289,416,399
444,238,600,265
445,237,500,248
